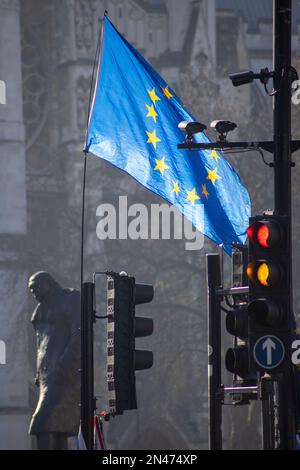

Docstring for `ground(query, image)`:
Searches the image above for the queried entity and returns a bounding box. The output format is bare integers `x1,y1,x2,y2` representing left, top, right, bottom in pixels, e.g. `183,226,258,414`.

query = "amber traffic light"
247,260,283,288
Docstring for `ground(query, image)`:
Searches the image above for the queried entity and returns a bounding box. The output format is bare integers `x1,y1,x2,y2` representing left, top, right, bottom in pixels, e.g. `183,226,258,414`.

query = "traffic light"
246,214,290,373
225,304,250,379
106,271,154,414
225,247,251,380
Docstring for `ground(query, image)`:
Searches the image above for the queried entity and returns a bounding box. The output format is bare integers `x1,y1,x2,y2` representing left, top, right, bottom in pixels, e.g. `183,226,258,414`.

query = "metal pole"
273,0,296,449
81,282,95,450
261,378,276,450
274,0,292,216
207,253,222,450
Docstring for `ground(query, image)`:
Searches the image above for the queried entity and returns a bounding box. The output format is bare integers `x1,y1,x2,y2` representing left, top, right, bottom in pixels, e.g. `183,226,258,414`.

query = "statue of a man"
28,272,81,450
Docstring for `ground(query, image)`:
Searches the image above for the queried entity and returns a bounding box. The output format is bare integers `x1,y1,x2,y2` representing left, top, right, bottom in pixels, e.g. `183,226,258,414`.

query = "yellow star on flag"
186,188,201,205
210,150,220,162
202,184,209,200
162,85,173,100
206,167,221,186
147,88,160,105
146,104,158,123
146,129,161,149
173,181,180,195
154,157,168,176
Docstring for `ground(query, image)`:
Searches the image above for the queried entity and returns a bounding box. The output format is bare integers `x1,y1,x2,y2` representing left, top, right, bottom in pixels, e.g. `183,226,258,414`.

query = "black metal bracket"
178,140,300,154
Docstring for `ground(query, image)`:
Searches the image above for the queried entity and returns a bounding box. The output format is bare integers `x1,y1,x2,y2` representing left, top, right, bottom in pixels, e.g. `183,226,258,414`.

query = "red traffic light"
257,224,270,248
246,223,255,243
247,219,284,249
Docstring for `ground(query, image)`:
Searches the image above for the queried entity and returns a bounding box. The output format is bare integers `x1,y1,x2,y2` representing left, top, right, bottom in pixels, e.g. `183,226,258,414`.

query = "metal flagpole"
80,13,104,450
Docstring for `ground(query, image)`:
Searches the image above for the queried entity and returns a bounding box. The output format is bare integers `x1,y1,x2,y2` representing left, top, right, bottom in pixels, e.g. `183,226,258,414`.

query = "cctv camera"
178,121,207,141
229,71,255,87
210,120,237,135
229,68,274,88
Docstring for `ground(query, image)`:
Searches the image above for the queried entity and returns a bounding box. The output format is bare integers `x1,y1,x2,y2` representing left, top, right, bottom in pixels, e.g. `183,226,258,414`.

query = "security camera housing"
178,121,207,141
210,120,237,135
229,71,255,87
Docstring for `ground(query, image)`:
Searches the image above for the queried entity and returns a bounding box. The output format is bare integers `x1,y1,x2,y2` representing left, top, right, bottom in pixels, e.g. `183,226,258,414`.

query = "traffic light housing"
106,272,154,414
225,304,250,379
246,214,290,373
225,247,254,383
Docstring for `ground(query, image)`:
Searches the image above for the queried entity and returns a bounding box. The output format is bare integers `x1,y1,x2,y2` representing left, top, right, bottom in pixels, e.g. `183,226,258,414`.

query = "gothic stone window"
216,14,239,77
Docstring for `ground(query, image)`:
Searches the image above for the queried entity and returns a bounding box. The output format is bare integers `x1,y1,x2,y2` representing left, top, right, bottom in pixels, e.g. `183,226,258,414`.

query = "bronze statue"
28,272,81,450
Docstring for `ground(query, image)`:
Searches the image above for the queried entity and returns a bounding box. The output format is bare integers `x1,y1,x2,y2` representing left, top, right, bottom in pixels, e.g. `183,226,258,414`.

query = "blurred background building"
0,0,300,450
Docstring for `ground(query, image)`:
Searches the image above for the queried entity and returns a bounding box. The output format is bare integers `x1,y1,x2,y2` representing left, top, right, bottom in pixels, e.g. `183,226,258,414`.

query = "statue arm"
58,328,80,369
31,307,41,387
53,295,81,380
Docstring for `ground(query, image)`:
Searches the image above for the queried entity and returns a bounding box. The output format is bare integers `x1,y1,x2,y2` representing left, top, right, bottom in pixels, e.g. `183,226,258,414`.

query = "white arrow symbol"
262,338,276,365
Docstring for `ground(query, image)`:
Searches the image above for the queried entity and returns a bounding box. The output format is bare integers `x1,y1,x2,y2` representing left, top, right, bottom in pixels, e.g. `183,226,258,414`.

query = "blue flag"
85,16,251,254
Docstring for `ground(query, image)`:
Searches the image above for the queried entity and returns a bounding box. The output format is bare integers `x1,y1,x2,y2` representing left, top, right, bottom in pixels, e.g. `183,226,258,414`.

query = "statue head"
28,272,61,303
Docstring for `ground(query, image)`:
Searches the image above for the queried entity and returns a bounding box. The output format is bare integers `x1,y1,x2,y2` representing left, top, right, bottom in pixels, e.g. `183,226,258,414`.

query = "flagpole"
81,12,104,288
80,14,105,449
80,152,87,290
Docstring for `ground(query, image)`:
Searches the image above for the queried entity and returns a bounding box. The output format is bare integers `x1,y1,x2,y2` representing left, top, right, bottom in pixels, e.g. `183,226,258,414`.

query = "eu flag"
85,16,251,254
